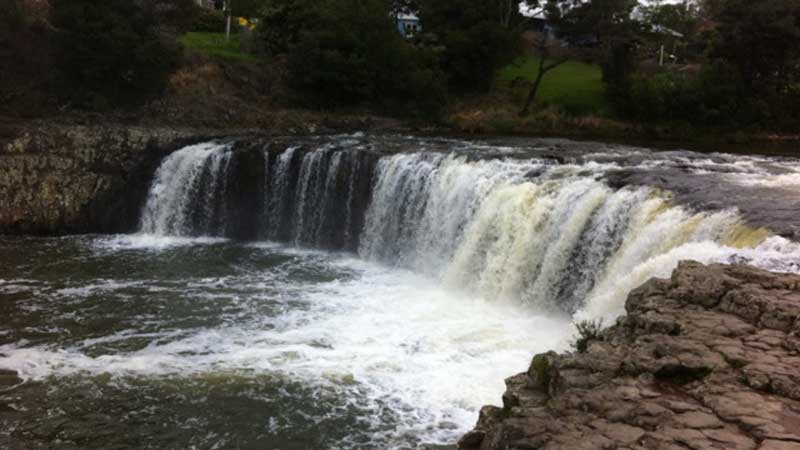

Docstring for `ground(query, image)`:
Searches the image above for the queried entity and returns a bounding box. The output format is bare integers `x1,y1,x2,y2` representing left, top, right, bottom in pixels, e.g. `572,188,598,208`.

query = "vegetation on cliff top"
2,0,800,143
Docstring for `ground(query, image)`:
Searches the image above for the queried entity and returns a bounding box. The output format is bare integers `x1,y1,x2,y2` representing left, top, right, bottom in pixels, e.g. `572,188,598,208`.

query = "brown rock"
459,263,800,450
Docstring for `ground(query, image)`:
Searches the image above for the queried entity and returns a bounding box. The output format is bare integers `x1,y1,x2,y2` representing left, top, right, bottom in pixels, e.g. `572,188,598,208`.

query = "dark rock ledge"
460,261,800,450
0,124,219,235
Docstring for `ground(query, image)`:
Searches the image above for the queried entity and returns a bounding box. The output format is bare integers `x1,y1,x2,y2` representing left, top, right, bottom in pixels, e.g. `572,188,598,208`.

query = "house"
396,13,420,38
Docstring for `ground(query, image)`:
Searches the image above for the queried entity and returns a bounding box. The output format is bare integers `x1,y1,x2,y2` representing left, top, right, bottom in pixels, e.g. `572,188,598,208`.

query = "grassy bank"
497,56,608,116
179,32,258,63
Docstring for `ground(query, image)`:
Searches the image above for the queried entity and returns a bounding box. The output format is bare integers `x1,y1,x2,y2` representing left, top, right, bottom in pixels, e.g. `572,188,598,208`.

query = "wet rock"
0,124,220,234
459,262,800,450
0,369,22,387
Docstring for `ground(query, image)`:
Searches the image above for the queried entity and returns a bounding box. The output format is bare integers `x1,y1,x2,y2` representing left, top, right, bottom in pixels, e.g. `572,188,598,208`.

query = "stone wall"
460,261,800,450
0,124,215,235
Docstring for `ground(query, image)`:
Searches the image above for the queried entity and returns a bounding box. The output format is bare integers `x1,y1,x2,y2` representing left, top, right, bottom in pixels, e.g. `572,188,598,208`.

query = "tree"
231,0,268,17
417,0,530,93
390,0,417,15
710,0,800,96
518,0,571,115
51,0,179,109
519,32,574,115
256,0,316,55
517,0,603,115
286,0,446,116
558,0,641,86
640,0,699,38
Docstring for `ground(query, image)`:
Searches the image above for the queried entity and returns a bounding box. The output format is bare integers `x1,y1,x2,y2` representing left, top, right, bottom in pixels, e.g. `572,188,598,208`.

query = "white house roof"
397,13,419,21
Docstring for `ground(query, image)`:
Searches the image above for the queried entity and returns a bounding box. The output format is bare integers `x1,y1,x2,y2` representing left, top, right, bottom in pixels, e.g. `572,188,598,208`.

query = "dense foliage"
610,0,800,128
4,0,800,130
417,0,523,93
285,0,446,116
0,0,53,116
189,6,229,33
256,0,315,55
51,0,179,109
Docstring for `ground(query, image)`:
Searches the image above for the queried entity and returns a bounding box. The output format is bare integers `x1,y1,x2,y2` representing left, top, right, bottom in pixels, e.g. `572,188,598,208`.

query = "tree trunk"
225,1,232,41
519,70,545,117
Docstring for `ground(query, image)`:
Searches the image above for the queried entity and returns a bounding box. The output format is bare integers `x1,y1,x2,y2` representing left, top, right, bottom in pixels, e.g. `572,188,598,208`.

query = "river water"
2,135,800,449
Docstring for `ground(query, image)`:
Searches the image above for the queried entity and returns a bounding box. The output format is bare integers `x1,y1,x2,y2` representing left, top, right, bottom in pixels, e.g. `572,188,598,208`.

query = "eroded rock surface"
460,261,800,450
0,124,215,234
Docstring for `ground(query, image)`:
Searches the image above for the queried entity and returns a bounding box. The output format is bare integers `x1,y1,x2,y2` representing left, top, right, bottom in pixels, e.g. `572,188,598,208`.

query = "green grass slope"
498,55,608,115
179,32,257,63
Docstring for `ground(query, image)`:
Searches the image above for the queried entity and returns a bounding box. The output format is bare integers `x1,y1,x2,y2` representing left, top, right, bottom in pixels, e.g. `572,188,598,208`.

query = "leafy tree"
710,0,800,96
256,0,316,55
0,0,54,116
231,0,269,17
51,0,179,109
518,0,583,115
639,0,699,38
390,0,417,15
417,0,530,93
0,0,25,35
558,0,641,87
287,0,446,117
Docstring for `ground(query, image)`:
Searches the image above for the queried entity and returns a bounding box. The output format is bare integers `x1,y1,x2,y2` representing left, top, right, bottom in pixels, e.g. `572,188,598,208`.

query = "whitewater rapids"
2,135,800,449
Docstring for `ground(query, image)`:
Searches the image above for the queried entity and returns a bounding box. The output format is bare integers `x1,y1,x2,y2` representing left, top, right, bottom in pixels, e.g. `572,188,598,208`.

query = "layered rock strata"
460,261,800,450
0,125,215,234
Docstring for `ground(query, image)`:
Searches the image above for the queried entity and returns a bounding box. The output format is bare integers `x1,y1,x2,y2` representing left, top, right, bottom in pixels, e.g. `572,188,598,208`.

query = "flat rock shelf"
460,261,800,450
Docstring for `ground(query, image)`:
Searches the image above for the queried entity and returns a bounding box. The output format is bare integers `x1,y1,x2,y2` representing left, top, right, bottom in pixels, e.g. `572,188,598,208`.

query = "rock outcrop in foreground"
460,261,800,450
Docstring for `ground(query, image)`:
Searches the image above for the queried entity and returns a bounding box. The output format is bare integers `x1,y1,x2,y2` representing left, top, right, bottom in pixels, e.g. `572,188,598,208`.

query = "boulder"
460,262,800,450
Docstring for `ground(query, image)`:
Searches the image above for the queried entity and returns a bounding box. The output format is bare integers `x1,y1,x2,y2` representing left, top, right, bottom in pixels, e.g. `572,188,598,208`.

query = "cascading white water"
358,152,800,319
138,139,800,319
7,136,800,450
139,142,233,237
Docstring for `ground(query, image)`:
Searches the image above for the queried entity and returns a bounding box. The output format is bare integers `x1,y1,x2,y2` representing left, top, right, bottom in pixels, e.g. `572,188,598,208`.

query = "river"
2,134,800,449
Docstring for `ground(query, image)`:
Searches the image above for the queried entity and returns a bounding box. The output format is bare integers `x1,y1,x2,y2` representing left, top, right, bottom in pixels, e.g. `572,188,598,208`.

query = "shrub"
256,0,316,56
0,0,54,116
191,7,230,34
572,319,604,353
418,0,521,94
286,0,447,118
51,0,179,109
613,63,750,126
147,0,202,33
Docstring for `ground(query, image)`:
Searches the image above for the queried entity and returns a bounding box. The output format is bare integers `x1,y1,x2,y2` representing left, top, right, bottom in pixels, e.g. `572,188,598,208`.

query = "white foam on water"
577,236,800,322
6,139,800,448
94,234,229,250
0,256,570,448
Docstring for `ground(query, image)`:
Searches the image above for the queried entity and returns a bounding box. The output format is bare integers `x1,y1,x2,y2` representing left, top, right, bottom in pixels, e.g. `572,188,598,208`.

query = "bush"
418,0,521,94
572,319,603,353
256,0,316,55
0,0,54,116
614,63,750,126
51,0,179,109
286,0,447,118
191,7,230,33
145,0,201,34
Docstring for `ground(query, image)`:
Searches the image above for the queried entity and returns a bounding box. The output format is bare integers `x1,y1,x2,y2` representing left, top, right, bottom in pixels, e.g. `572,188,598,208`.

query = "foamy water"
4,136,800,449
0,237,570,448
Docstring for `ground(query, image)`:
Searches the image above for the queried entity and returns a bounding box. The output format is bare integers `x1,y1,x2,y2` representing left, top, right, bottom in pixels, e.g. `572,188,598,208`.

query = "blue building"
396,13,420,38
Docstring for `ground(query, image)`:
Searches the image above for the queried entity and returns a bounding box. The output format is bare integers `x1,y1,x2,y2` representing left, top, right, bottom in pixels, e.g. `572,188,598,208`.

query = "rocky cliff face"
460,261,800,450
0,124,215,234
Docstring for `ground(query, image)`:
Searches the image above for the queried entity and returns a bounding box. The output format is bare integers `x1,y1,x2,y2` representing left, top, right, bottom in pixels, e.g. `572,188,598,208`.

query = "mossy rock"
527,351,558,390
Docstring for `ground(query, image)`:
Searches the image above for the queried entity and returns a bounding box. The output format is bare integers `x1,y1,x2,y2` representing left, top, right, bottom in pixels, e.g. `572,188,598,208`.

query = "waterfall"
140,142,377,248
140,142,234,237
139,140,800,318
